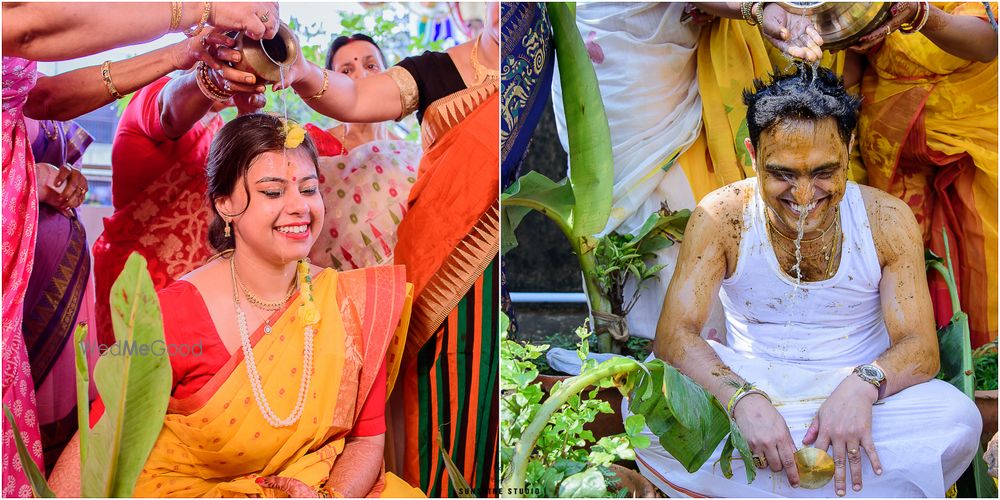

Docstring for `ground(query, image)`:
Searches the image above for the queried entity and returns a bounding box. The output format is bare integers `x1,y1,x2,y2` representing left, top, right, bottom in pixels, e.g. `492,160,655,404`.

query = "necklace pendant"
264,322,272,334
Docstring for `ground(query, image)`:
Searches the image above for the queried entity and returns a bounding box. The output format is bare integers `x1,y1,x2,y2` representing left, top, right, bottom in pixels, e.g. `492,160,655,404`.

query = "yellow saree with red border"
858,2,998,346
133,266,419,497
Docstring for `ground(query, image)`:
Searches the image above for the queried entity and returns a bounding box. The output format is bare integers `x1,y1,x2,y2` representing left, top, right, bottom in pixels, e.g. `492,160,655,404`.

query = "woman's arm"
853,3,997,62
2,2,279,61
24,31,262,124
25,39,193,121
326,434,385,497
282,58,403,123
919,4,998,63
48,432,81,497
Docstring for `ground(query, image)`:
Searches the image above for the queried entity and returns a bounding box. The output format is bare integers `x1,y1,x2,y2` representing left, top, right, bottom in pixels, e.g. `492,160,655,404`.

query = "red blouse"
91,280,386,436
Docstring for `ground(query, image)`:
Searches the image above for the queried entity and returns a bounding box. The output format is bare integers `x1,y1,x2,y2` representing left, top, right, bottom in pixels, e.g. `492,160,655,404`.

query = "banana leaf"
83,252,172,497
2,406,56,497
74,323,90,464
548,2,614,238
502,172,576,254
438,434,475,498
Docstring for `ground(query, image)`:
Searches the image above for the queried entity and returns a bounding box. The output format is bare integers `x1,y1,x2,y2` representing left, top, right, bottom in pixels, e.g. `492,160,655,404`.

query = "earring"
224,218,231,238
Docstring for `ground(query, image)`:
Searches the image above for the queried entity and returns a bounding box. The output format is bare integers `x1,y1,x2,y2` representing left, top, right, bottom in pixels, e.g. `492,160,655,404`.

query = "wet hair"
205,113,319,252
743,65,861,149
325,34,387,71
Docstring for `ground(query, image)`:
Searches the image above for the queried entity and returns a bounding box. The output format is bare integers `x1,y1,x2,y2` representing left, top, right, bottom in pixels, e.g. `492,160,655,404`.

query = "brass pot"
778,2,892,51
229,22,299,84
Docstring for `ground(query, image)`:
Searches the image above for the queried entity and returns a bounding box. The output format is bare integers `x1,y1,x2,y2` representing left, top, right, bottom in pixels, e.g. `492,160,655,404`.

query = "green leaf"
726,412,756,483
548,2,614,237
502,172,575,253
74,322,90,464
558,467,608,498
663,362,711,435
2,405,56,497
439,434,475,497
83,253,172,497
624,414,646,437
719,433,736,479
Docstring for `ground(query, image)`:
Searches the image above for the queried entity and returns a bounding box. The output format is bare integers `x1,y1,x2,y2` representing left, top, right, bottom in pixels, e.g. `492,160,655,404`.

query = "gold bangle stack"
305,70,329,101
101,60,123,100
168,1,183,32
184,2,213,37
195,61,232,101
740,1,764,27
900,1,931,34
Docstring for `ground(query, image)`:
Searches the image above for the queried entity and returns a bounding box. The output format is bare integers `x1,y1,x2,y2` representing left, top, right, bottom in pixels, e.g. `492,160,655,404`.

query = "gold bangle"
195,62,231,101
306,70,329,101
184,1,212,37
169,1,183,32
101,60,123,100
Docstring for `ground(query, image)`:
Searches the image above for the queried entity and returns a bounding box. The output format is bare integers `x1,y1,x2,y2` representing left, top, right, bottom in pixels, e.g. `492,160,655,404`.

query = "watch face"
859,365,884,382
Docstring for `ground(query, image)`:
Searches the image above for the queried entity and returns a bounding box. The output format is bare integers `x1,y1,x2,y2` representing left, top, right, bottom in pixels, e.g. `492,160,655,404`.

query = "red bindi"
292,176,297,181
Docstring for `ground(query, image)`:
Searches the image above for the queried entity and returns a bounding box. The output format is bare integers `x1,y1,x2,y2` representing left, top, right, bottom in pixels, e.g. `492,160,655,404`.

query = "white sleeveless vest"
718,181,891,371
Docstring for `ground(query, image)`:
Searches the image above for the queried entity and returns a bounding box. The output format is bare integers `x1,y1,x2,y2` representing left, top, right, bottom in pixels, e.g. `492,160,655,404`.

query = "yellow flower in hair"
283,121,306,149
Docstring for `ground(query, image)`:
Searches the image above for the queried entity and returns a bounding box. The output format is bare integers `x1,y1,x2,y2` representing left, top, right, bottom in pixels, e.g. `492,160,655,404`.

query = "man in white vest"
630,66,981,497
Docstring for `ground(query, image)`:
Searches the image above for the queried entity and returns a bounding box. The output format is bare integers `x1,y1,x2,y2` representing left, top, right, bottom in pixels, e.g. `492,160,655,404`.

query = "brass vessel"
794,447,835,489
230,22,299,84
778,2,892,51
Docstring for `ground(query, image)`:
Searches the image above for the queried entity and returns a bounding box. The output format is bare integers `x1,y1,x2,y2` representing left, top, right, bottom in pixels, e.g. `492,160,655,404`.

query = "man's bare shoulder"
699,179,754,217
683,179,754,256
858,184,922,264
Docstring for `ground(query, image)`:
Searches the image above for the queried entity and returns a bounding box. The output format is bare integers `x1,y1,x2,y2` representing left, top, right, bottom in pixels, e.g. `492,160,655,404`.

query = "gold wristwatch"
852,363,886,401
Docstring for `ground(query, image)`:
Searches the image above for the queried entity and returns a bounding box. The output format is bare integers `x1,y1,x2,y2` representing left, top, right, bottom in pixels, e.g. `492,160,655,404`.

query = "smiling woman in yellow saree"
50,114,422,498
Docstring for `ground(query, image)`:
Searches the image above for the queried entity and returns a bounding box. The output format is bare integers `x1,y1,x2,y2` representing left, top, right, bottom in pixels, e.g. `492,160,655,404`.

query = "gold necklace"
470,34,499,85
232,260,296,333
823,221,843,279
766,206,839,244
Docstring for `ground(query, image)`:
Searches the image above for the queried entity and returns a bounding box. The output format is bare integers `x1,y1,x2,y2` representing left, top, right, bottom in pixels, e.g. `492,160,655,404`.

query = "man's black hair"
743,65,861,149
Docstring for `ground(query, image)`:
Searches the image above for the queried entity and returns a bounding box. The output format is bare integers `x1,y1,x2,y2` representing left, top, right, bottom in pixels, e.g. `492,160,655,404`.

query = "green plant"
501,2,614,353
591,209,691,352
5,252,172,497
500,315,756,498
972,341,997,391
926,232,997,498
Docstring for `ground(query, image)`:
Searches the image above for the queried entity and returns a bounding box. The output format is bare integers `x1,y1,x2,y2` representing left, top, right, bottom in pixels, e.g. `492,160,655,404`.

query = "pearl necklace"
230,256,314,428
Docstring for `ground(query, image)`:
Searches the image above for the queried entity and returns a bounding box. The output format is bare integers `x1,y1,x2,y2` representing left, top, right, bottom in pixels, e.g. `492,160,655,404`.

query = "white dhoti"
629,181,982,497
626,342,982,497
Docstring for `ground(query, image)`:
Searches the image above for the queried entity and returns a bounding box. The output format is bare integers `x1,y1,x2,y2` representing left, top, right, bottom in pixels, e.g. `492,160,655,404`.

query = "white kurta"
627,181,982,497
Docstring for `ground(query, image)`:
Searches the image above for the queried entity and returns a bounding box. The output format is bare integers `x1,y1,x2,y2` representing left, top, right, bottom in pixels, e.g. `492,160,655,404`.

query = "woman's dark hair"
325,33,387,70
206,113,319,252
743,65,861,149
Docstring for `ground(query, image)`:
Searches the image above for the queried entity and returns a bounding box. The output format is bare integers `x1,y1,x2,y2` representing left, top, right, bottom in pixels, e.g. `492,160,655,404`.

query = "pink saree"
1,56,44,497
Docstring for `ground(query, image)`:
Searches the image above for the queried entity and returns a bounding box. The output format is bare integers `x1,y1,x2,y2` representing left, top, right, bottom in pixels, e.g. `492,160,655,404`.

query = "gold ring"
259,11,270,23
752,455,768,469
884,25,892,37
848,448,859,455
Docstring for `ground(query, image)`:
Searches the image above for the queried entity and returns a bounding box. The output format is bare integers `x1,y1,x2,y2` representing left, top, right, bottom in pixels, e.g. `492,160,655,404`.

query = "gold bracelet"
169,1,183,32
195,62,232,101
306,70,329,101
101,60,123,100
184,1,212,37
